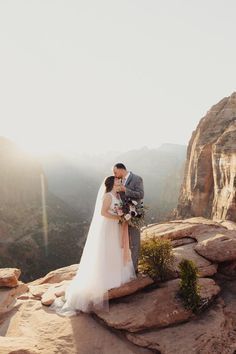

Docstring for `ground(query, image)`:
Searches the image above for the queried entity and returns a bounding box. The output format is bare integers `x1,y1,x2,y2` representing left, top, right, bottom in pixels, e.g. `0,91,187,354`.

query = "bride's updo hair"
104,176,115,192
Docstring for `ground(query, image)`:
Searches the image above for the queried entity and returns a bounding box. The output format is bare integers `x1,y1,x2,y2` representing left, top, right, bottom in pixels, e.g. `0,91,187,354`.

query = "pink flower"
117,209,124,216
124,214,131,221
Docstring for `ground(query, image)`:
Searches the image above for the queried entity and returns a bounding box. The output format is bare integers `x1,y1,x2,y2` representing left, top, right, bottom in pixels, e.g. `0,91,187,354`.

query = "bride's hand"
119,217,127,224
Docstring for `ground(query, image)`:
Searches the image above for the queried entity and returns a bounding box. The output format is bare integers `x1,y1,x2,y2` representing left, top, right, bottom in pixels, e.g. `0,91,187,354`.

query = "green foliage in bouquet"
178,259,201,313
139,236,174,281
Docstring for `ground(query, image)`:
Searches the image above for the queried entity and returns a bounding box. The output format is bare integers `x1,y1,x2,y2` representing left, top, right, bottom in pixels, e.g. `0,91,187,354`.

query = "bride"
50,176,136,316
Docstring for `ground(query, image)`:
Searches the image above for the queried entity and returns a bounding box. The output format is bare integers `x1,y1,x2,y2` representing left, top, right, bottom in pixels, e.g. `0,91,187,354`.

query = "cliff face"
177,92,236,221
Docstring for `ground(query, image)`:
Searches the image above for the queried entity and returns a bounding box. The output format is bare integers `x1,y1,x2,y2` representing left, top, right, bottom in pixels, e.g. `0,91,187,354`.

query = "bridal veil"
51,180,110,315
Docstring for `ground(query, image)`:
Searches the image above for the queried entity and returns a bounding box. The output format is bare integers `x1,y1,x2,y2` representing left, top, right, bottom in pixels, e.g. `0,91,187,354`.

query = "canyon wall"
177,92,236,221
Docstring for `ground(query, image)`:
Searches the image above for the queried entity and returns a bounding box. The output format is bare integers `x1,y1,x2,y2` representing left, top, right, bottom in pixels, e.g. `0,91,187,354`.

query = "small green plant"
138,236,174,281
178,259,201,313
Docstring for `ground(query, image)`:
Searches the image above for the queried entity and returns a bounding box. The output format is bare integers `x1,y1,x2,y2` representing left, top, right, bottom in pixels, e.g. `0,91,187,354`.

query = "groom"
113,163,144,274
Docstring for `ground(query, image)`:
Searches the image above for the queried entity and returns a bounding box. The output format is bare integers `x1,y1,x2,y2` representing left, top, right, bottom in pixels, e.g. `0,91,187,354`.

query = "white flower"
132,200,138,205
124,214,131,221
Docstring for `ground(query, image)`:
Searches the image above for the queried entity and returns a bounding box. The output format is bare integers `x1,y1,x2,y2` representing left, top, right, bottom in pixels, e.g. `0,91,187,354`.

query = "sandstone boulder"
191,225,230,243
29,264,79,286
173,243,217,277
41,280,70,306
127,302,232,354
142,222,200,241
171,237,195,247
142,219,225,244
195,231,236,262
95,278,220,332
172,217,225,227
0,268,21,288
29,283,52,299
220,220,236,231
0,282,28,315
108,274,154,300
218,260,236,278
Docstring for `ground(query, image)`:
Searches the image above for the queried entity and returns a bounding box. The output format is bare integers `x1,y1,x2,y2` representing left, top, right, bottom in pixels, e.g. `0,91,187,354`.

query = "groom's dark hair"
114,163,126,170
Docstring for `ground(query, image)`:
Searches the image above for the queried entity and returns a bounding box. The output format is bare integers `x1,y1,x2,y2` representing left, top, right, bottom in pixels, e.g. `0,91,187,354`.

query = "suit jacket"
119,172,144,204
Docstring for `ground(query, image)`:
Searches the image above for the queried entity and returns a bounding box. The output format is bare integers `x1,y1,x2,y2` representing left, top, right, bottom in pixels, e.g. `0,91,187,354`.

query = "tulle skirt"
50,218,136,316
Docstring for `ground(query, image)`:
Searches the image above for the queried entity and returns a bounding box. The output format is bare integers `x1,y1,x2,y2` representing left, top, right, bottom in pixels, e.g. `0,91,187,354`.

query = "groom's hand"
119,185,126,192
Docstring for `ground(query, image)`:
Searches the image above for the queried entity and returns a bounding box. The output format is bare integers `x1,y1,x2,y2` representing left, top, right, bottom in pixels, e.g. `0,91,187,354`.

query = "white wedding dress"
50,184,136,316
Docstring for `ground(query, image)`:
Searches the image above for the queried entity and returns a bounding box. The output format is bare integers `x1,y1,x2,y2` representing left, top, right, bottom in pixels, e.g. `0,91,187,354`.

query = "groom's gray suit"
119,172,144,272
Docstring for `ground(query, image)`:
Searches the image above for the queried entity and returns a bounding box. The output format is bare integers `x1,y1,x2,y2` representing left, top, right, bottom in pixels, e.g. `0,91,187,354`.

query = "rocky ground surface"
1,217,236,353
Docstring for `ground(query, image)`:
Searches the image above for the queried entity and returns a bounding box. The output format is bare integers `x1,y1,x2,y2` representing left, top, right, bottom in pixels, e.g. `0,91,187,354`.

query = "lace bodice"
107,192,122,215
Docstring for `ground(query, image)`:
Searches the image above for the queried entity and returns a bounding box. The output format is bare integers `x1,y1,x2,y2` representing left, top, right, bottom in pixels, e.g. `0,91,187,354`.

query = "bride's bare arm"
101,194,120,221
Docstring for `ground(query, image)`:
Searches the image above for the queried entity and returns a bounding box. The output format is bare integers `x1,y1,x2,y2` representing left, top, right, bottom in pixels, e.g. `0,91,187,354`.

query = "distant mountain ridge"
41,144,187,223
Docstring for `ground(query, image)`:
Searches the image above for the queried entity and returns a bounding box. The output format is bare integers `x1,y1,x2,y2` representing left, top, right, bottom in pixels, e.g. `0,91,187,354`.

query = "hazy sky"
0,1,236,155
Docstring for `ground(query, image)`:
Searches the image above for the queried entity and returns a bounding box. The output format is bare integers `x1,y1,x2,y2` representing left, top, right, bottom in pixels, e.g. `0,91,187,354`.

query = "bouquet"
114,198,146,230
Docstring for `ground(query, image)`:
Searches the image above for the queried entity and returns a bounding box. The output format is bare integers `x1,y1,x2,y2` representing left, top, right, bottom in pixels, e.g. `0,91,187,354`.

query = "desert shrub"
139,236,174,281
178,259,201,313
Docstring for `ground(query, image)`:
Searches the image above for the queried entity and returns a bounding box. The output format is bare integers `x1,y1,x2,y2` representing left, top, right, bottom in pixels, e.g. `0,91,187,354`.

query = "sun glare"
12,135,73,157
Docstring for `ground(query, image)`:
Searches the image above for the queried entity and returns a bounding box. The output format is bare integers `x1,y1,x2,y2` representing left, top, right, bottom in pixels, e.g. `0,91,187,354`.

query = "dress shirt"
122,171,130,186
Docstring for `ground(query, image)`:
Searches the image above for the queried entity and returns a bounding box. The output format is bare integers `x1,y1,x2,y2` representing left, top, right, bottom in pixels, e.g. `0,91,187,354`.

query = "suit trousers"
128,225,140,272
